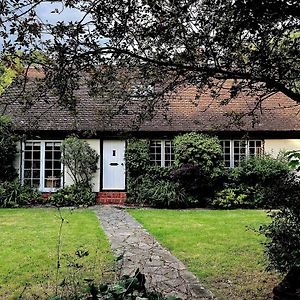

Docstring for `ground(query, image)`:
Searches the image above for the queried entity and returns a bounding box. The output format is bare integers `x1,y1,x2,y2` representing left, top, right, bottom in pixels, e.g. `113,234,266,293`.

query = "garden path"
93,205,216,300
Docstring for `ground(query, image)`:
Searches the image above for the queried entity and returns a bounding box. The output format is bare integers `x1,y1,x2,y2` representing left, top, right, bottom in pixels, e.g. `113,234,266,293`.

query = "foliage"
171,163,225,206
211,188,248,209
261,208,300,274
132,176,189,208
222,155,291,208
0,115,18,181
172,133,224,205
84,271,181,300
284,150,300,171
50,269,181,299
173,133,223,173
0,56,23,94
127,165,190,208
0,180,41,207
235,154,291,186
126,134,226,207
125,139,150,176
259,172,300,273
127,166,188,208
49,184,96,207
61,136,99,187
125,139,184,208
1,1,299,123
125,138,200,208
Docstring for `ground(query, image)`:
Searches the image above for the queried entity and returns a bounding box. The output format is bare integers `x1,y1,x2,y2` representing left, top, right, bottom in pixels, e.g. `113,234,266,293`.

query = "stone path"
93,205,216,300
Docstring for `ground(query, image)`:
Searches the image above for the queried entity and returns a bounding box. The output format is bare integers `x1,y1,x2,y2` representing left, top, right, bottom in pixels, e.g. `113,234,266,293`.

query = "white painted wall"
265,139,300,157
15,138,300,192
64,139,101,192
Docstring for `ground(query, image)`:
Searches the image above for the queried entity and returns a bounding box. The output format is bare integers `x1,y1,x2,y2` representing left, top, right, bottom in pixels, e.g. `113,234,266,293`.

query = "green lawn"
128,209,280,300
0,208,113,299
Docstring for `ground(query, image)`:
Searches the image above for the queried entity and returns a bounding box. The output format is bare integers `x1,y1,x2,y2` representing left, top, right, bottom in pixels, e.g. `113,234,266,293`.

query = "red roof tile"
1,79,300,133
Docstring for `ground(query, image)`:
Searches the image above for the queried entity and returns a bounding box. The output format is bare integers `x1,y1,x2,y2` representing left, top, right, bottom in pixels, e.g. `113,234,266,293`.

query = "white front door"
102,140,126,190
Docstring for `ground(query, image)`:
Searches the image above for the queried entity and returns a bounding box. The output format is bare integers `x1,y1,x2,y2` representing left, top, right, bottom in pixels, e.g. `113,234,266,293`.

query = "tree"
0,55,23,95
0,0,299,116
0,115,17,181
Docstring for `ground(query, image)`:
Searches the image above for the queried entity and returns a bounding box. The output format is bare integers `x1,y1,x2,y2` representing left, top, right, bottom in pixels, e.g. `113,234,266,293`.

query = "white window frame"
21,140,63,192
150,140,174,167
220,140,263,168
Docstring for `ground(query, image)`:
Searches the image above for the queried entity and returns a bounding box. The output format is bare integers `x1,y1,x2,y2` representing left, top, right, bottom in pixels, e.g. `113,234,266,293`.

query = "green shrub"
125,139,150,176
172,133,225,204
126,134,226,208
259,173,300,273
211,187,248,209
224,155,291,208
61,136,99,187
284,150,300,171
125,139,151,205
0,180,42,208
125,140,184,207
173,132,223,174
130,175,190,208
49,184,96,207
0,115,17,181
237,154,291,186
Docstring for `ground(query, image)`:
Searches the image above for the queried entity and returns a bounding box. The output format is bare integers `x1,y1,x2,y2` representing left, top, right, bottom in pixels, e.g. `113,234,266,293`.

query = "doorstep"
96,192,127,205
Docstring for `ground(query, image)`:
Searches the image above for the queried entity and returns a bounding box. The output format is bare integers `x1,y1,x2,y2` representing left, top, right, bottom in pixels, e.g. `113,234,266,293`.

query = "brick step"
96,192,126,205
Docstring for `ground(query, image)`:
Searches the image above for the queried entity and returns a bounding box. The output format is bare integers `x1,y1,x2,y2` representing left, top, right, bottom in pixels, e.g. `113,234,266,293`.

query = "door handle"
109,162,119,166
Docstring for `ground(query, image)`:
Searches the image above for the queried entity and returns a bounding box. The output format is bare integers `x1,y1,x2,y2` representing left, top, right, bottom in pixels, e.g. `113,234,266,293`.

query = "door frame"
100,139,127,191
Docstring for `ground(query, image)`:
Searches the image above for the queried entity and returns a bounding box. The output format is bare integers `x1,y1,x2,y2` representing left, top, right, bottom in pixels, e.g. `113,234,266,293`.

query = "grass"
0,208,113,299
128,209,280,300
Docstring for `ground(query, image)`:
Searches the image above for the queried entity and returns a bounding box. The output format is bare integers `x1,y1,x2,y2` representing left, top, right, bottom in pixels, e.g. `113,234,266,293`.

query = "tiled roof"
1,77,300,133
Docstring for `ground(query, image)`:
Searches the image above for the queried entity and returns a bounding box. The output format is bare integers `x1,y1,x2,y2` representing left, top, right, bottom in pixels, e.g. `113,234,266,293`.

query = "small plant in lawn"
87,270,182,300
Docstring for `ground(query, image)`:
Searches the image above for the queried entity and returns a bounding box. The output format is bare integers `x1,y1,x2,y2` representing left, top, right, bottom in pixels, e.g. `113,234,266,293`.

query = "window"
220,140,263,168
22,141,62,191
150,140,174,167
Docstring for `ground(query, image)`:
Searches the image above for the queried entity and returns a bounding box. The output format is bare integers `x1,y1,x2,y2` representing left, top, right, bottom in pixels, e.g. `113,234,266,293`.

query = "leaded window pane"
23,141,62,190
150,140,162,166
220,140,263,168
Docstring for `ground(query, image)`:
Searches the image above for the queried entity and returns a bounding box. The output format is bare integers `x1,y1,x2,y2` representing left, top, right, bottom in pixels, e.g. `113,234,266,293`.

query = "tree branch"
78,46,300,103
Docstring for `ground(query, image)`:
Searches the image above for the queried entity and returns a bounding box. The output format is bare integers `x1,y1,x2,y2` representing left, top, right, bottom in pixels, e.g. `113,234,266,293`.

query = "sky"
0,2,92,51
35,2,87,24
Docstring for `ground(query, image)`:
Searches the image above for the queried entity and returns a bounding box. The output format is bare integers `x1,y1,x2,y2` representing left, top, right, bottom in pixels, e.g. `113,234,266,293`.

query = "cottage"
2,70,300,204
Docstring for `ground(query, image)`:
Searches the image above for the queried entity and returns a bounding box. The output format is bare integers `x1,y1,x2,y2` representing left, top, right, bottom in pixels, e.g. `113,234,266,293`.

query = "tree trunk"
273,267,300,300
